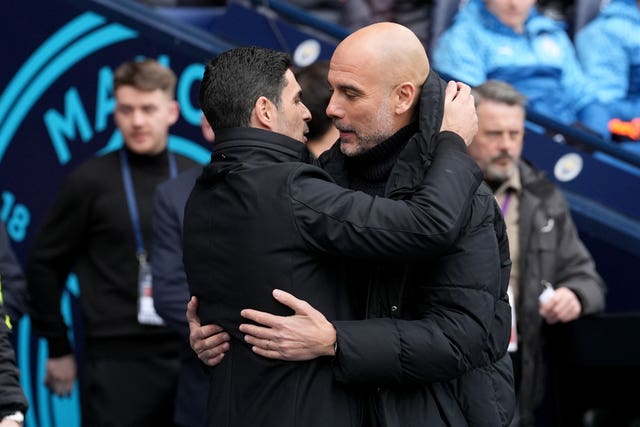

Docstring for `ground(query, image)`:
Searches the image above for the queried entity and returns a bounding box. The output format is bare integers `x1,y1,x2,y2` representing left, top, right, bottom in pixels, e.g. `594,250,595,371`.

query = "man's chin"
339,141,359,157
124,140,163,155
486,166,514,184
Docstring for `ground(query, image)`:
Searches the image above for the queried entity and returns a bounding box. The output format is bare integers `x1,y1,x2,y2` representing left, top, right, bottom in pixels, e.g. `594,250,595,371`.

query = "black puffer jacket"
329,70,516,426
184,126,483,427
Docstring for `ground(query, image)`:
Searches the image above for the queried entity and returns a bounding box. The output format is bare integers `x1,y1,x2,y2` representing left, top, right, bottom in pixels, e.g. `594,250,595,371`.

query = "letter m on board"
44,87,93,165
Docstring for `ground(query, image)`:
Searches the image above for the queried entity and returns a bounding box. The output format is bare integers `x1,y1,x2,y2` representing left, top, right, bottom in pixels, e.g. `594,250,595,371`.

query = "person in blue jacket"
575,0,640,131
432,0,609,138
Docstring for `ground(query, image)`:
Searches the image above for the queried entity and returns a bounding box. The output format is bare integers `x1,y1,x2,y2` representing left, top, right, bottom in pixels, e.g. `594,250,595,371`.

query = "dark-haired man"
184,41,494,426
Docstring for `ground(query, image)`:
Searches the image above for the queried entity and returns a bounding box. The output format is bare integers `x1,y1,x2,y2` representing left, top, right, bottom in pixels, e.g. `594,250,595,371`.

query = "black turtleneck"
345,123,418,196
27,146,199,358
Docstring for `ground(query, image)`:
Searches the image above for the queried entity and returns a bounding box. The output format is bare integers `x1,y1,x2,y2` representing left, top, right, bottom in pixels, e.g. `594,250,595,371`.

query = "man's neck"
345,123,417,195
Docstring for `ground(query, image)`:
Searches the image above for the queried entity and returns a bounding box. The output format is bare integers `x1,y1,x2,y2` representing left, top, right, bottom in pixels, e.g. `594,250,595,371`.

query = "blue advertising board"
0,1,228,425
1,0,342,424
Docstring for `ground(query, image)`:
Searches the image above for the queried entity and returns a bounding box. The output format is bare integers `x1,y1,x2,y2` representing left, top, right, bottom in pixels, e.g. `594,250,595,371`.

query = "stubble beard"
339,103,395,157
485,158,517,184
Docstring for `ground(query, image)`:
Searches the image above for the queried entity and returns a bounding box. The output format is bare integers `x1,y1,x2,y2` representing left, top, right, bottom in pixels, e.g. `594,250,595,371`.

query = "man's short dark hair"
471,80,527,109
113,58,177,97
199,46,293,130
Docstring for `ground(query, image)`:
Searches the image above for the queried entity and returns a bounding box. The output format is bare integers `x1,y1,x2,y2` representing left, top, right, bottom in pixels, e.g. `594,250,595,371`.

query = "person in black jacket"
0,283,28,426
183,43,484,427
153,60,338,426
0,219,28,326
190,22,515,427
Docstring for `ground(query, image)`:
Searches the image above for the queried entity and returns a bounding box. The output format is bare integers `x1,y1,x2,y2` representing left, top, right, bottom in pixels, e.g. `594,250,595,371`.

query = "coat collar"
384,68,447,195
212,127,308,162
319,69,447,194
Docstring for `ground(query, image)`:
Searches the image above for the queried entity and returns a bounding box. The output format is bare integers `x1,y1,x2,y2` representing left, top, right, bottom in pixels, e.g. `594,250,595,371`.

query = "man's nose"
326,96,342,119
302,103,312,121
131,109,145,126
496,134,514,150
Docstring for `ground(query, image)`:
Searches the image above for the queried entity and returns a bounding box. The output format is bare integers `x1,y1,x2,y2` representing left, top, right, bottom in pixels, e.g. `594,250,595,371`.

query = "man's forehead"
115,90,169,109
116,86,166,99
328,62,372,90
284,69,302,93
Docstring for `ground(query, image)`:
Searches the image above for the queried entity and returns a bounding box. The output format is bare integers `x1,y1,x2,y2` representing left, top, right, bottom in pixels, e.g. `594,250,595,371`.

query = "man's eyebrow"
336,83,364,96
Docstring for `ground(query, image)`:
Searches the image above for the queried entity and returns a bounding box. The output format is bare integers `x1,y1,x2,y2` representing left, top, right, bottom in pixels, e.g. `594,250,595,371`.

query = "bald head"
326,22,430,156
334,22,430,92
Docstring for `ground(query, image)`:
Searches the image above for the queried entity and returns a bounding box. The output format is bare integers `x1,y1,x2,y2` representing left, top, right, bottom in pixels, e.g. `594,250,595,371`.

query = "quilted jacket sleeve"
330,190,512,385
291,133,483,259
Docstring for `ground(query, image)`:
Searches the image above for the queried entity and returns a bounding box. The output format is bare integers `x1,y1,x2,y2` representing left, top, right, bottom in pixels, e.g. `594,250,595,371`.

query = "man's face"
326,53,397,157
468,100,525,184
114,86,179,155
484,0,535,32
272,69,311,143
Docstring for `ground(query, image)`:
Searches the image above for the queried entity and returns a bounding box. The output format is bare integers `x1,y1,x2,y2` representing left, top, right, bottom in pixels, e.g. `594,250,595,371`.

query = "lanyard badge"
120,149,176,326
136,251,165,325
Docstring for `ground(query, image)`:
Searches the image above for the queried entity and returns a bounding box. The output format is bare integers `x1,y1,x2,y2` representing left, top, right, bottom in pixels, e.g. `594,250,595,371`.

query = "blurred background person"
575,0,640,143
151,114,218,427
0,220,28,326
469,80,606,427
0,276,28,427
433,0,610,138
294,60,338,158
26,58,199,427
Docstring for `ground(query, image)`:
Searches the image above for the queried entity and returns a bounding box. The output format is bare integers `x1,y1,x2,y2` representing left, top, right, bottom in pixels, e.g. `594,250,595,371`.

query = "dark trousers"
80,353,179,427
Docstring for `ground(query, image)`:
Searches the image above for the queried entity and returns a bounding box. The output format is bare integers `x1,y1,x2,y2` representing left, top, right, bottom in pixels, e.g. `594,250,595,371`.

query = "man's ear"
251,96,275,129
167,100,180,126
394,82,417,116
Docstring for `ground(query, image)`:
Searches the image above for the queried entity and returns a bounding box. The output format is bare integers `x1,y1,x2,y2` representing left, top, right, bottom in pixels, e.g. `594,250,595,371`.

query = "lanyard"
500,191,512,217
119,149,177,257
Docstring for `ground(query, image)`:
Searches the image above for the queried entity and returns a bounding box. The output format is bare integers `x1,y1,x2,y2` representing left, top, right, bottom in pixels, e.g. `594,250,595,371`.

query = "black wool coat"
183,124,482,427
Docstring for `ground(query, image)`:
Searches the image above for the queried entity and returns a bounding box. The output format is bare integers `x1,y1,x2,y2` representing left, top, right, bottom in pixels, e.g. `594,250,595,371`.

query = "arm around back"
292,134,482,259
330,186,511,385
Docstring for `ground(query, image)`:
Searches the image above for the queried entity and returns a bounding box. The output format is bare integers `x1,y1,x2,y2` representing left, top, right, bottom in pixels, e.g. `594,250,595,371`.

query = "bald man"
189,24,515,426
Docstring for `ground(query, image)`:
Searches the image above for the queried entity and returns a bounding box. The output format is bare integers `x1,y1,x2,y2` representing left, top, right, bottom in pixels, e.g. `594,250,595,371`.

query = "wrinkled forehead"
328,45,387,93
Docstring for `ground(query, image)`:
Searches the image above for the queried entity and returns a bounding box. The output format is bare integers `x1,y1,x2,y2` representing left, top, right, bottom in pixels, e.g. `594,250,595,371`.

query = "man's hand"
440,81,478,146
45,354,76,397
187,296,231,366
539,287,582,324
239,289,336,361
